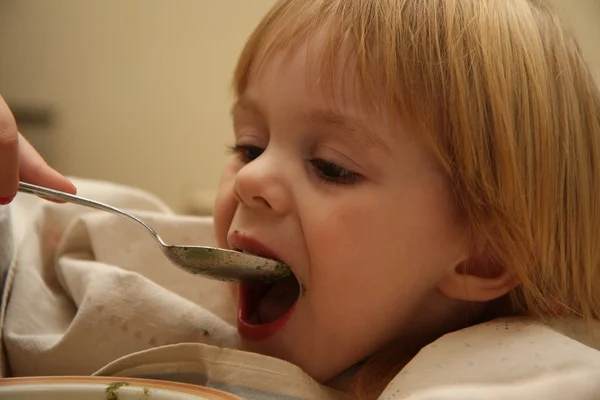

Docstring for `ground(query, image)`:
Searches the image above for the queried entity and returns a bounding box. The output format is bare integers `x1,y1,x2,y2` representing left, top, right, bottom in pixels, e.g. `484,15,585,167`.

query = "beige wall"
548,0,600,80
0,0,276,211
0,0,598,212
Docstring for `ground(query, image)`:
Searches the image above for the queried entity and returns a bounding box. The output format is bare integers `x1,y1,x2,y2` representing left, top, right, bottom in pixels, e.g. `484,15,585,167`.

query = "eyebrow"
304,108,392,155
231,96,392,156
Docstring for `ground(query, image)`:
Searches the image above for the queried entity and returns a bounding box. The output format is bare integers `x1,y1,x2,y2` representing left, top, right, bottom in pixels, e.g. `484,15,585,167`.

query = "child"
2,0,600,399
215,0,600,395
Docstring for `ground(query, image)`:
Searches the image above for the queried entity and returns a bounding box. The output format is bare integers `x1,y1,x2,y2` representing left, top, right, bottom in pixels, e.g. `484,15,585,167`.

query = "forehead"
240,34,397,149
249,33,361,108
245,41,396,152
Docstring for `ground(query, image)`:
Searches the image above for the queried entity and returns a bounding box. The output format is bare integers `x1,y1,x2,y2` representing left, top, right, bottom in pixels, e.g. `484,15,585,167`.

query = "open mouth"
234,246,301,341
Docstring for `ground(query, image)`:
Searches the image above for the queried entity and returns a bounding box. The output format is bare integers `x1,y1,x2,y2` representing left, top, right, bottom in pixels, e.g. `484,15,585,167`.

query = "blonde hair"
233,0,600,397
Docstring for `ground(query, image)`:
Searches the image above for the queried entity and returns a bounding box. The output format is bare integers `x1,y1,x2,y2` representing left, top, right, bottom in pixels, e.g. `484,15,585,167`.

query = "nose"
233,152,292,215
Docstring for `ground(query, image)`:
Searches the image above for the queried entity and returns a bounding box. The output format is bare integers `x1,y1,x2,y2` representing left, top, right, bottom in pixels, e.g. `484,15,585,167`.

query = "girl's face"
214,40,469,381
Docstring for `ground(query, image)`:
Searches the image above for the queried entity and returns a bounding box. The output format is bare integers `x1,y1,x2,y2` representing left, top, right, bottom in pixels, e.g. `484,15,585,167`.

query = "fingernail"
0,194,16,205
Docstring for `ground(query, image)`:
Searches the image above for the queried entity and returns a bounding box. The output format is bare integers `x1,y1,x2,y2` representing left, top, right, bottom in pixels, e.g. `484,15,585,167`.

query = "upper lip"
228,231,288,266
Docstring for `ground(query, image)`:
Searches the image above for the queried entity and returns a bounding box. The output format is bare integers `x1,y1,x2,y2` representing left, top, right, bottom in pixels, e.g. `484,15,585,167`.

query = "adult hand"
0,95,76,204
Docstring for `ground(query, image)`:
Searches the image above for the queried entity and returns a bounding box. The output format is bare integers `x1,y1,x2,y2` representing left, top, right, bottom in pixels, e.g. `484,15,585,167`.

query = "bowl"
0,376,242,400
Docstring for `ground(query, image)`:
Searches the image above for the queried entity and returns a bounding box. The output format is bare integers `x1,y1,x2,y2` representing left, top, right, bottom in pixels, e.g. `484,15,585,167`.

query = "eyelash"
228,144,363,185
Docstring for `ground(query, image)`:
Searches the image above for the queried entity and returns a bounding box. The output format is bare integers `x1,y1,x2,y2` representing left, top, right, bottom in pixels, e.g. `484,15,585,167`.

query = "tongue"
256,276,299,324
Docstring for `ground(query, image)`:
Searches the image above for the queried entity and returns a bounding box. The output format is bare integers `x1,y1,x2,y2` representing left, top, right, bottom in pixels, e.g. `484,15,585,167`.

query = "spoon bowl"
17,182,291,282
164,244,289,281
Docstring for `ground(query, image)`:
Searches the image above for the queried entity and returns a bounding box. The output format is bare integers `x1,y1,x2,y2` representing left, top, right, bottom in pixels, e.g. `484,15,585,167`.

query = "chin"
239,336,344,382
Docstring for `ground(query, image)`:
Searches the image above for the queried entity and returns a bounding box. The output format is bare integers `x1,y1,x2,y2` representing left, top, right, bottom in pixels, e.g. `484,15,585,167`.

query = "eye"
228,144,264,163
310,158,363,185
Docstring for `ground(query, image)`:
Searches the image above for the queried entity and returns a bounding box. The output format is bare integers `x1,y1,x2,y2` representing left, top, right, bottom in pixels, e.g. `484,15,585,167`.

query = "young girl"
215,0,600,393
2,0,600,399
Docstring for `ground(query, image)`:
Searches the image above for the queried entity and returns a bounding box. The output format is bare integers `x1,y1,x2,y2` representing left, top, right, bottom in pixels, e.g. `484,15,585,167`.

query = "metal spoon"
17,182,291,282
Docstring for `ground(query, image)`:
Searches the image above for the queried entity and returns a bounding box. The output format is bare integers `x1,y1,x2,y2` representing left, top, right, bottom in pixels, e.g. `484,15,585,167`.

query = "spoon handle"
18,181,165,245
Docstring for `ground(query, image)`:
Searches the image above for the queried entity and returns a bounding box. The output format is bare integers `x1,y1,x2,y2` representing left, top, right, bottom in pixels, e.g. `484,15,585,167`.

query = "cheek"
305,187,463,289
301,198,402,297
301,190,464,340
305,195,401,258
213,164,239,248
301,202,428,341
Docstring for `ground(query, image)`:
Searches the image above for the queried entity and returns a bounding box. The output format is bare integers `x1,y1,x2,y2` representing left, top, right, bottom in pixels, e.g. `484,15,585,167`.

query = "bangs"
232,0,447,134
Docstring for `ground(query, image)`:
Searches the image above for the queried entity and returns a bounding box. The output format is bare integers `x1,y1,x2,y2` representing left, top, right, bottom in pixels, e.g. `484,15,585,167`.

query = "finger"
18,134,77,197
0,95,19,201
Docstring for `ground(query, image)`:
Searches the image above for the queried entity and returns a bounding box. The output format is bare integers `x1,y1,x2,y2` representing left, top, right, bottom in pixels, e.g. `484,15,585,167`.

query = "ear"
437,256,518,302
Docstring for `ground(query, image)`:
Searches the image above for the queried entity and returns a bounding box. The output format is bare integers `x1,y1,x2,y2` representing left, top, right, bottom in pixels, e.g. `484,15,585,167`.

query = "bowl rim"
0,375,242,399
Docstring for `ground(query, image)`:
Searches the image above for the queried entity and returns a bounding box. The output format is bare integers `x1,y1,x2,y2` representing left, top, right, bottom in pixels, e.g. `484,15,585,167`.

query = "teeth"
234,248,256,256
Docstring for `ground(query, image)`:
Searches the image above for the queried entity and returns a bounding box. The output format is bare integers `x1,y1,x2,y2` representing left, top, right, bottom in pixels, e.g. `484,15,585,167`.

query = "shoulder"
380,317,600,399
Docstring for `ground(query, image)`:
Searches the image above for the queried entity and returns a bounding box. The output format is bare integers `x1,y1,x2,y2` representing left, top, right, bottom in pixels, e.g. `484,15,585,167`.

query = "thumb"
0,98,19,201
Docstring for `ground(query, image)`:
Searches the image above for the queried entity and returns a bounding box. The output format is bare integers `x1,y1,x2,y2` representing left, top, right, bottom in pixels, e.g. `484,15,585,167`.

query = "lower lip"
237,282,297,341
